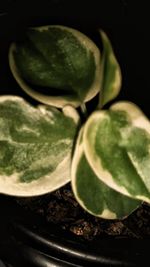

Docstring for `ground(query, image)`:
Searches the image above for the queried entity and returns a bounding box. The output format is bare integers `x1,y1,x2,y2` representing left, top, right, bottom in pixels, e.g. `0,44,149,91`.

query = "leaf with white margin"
9,25,101,108
0,96,78,196
83,101,150,203
99,30,122,107
71,128,141,219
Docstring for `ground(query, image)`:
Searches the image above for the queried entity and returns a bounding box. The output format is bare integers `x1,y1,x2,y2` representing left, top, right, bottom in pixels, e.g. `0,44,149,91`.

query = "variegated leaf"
99,30,122,107
9,25,101,108
71,128,140,219
0,96,78,196
83,101,150,203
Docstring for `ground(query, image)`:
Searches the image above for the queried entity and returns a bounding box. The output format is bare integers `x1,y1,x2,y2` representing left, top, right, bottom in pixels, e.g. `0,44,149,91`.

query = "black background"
0,1,150,266
0,0,150,115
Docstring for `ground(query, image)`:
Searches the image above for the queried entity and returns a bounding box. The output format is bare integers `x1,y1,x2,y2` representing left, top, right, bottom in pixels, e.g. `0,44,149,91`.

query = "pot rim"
0,195,149,267
0,4,149,266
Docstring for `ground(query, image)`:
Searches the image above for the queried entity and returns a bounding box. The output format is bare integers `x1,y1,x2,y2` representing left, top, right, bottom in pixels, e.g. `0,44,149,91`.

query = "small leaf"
9,25,101,108
0,96,77,196
71,128,140,219
83,101,150,203
99,30,122,107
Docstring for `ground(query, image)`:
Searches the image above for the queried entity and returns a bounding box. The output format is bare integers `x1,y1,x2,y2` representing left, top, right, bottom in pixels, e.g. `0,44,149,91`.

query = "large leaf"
0,96,78,196
71,128,140,219
99,30,122,107
9,25,101,108
83,101,150,203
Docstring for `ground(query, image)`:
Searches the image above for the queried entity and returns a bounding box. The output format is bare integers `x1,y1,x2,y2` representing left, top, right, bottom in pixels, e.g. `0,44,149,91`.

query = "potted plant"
0,1,150,266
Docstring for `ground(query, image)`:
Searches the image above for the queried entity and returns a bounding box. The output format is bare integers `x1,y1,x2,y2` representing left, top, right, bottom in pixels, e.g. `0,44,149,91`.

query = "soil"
15,183,150,241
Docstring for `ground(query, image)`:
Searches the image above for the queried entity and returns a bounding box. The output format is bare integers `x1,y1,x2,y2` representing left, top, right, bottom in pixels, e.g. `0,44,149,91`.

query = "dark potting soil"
15,183,150,241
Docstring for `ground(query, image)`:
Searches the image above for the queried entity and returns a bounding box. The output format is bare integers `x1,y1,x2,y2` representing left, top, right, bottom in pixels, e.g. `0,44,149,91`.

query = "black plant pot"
0,195,149,267
0,1,150,266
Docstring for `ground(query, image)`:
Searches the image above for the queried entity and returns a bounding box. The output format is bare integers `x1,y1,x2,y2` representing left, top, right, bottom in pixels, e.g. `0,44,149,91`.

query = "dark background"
0,2,150,266
0,0,149,116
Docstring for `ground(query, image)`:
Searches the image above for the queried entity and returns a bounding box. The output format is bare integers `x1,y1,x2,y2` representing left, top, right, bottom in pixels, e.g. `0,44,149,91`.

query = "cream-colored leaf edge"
83,103,150,203
100,30,122,106
0,95,77,196
71,127,117,219
9,25,101,108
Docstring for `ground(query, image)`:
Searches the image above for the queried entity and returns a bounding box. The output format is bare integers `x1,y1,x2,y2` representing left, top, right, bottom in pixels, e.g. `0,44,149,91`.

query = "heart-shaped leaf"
99,30,122,107
71,128,141,219
83,101,150,203
9,25,101,108
0,96,78,196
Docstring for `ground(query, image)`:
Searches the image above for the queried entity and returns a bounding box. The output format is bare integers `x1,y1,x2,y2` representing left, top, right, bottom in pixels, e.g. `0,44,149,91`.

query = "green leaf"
99,30,122,107
71,128,141,219
0,96,78,196
83,101,150,203
9,25,101,108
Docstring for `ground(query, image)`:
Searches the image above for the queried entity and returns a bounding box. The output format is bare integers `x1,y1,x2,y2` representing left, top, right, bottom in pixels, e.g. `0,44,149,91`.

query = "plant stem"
97,94,103,110
80,103,88,118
